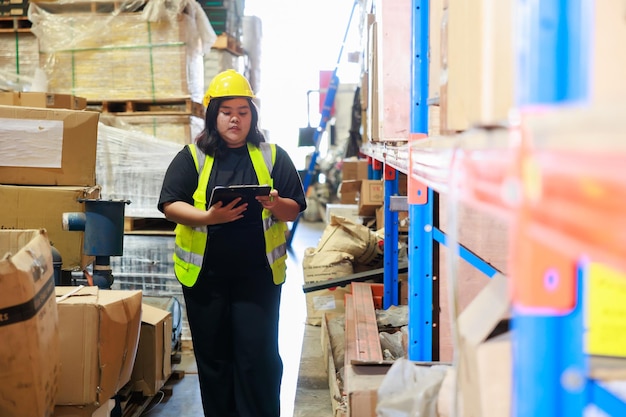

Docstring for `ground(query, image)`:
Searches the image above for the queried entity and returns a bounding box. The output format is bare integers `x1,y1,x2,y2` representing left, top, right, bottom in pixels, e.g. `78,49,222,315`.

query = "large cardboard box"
457,273,511,417
0,105,99,186
55,287,142,406
131,303,173,396
0,229,60,417
0,184,101,270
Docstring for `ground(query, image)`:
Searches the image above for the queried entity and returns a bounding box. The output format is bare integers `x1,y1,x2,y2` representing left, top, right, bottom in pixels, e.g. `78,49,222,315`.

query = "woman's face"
216,98,252,148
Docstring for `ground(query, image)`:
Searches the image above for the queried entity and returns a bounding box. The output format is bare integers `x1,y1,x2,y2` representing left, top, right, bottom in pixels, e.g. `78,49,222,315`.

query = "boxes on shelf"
130,303,173,396
55,286,142,406
341,159,369,181
0,105,99,186
367,0,412,142
337,179,384,216
358,179,384,217
0,184,100,270
440,0,514,133
0,229,60,417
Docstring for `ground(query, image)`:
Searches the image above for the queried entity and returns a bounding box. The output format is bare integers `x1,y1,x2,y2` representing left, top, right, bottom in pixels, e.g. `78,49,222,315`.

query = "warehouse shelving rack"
361,0,626,416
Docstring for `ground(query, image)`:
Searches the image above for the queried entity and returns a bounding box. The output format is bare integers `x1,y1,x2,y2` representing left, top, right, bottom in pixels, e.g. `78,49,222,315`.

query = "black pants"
182,265,283,417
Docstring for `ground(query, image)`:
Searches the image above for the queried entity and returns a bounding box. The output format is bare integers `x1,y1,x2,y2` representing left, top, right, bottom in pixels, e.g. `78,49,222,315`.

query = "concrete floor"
144,220,333,417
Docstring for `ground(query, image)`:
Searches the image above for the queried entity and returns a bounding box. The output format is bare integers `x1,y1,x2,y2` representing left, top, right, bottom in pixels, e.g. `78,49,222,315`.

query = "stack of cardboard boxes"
0,99,174,417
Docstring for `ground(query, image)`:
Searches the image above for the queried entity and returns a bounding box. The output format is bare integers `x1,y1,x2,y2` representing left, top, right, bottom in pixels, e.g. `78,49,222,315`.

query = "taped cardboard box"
131,303,173,396
0,229,60,417
0,184,100,270
0,105,99,186
55,286,142,406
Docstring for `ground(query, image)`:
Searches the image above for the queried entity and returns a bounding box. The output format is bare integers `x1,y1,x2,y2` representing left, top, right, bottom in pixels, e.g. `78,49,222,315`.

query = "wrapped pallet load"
28,0,217,102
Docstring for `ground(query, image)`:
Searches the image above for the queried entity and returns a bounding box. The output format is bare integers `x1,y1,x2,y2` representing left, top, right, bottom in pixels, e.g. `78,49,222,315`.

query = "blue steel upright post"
407,0,431,361
383,167,399,308
513,1,590,416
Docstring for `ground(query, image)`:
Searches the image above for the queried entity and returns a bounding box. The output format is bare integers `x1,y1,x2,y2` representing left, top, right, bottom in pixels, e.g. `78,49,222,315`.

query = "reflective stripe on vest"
173,142,288,287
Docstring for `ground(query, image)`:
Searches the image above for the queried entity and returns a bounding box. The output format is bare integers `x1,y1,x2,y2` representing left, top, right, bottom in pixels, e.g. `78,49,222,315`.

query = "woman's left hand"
256,189,280,210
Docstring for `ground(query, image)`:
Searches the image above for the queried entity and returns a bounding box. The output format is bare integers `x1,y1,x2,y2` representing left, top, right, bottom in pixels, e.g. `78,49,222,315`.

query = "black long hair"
195,96,265,158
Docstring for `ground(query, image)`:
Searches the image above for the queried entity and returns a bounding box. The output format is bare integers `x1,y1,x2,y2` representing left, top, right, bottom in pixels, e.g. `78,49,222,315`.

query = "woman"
158,70,306,417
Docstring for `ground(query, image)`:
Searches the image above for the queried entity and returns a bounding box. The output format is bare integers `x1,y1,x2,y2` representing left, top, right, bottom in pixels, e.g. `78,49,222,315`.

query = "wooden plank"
344,294,357,369
351,283,383,363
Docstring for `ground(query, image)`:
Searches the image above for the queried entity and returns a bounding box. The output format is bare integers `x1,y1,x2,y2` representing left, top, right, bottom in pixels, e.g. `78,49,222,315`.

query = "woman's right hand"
206,198,247,225
163,200,246,227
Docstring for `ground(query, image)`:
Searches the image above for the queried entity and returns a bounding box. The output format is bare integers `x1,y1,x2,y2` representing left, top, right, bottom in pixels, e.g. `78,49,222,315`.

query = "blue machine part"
79,199,130,256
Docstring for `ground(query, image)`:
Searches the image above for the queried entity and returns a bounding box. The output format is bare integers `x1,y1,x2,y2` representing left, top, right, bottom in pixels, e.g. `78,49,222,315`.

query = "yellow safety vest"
173,142,289,287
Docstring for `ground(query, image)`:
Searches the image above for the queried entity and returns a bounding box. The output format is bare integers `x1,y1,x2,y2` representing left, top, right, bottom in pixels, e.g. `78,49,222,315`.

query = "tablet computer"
208,184,271,207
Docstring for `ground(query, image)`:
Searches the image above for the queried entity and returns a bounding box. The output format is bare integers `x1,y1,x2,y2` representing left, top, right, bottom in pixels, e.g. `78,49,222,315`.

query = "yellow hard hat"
203,69,255,107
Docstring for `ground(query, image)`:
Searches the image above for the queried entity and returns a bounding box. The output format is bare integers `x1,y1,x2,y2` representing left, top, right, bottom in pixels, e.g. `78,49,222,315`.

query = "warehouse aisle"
144,219,330,417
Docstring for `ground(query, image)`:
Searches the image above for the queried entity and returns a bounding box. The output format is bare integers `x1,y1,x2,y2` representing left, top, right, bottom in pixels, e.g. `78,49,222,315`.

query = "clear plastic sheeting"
0,32,38,92
96,122,182,218
99,113,204,145
28,0,217,102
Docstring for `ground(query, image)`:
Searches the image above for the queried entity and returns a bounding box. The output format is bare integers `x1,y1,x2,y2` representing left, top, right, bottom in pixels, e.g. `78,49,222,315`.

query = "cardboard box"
0,184,100,270
338,180,361,204
342,160,369,181
358,180,384,217
131,303,173,396
0,105,99,186
0,229,60,417
457,273,511,417
55,287,142,406
0,91,20,105
53,400,115,417
345,361,391,417
20,92,88,110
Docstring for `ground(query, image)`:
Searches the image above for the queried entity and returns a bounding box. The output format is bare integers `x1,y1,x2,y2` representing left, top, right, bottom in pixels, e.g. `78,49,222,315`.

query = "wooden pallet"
0,16,31,32
124,217,176,234
212,32,244,56
88,98,204,118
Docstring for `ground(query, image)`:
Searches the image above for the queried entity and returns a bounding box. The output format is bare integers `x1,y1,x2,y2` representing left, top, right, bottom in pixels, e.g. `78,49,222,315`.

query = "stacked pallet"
26,0,215,221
